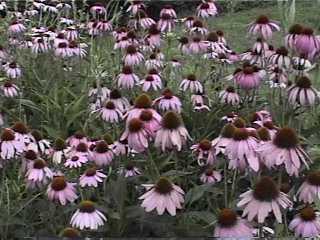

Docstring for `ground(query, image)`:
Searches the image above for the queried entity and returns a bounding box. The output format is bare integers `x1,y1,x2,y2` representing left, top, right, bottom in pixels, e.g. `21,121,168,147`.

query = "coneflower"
191,139,216,166
47,176,77,205
248,15,280,40
79,167,107,187
268,46,291,68
90,140,114,166
200,166,221,184
219,86,240,106
153,88,182,113
180,74,203,93
1,81,19,97
298,171,320,203
123,45,144,66
196,1,217,18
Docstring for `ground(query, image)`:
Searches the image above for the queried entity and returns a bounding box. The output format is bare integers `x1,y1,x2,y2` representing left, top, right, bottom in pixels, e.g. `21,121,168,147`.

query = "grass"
209,0,320,52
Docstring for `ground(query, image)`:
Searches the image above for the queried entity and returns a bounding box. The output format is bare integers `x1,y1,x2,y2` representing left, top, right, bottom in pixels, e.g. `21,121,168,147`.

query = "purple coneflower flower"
197,1,217,18
268,46,291,68
127,0,145,15
190,20,208,36
5,62,21,79
160,5,176,19
155,111,190,152
123,45,144,66
258,127,310,176
97,100,123,123
237,176,292,223
145,53,163,70
51,138,70,164
219,86,240,106
233,65,262,90
153,89,182,113
157,13,175,32
67,131,88,148
97,20,113,32
90,3,106,16
289,206,320,238
47,176,77,205
189,37,207,54
28,130,51,155
287,76,319,106
139,177,184,216
139,109,161,138
133,10,155,30
178,36,190,55
109,89,130,113
117,65,139,89
298,171,320,203
248,15,280,40
180,74,203,93
8,20,26,35
64,154,88,168
200,167,221,184
145,24,161,48
285,24,303,50
79,167,107,187
71,200,107,230
1,81,19,97
267,65,288,88
119,162,141,177
26,158,53,188
0,128,24,160
140,74,162,92
90,140,114,166
212,123,235,155
191,139,216,166
225,127,260,172
214,208,253,238
184,16,195,29
295,27,320,59
54,42,70,58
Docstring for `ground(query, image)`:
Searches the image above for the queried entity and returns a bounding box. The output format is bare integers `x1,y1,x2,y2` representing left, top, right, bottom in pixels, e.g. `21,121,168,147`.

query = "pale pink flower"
268,47,291,68
252,38,269,54
132,10,155,30
257,127,310,176
160,5,176,19
67,132,88,148
145,24,161,48
119,163,141,177
139,177,184,216
139,109,161,138
233,65,262,90
1,81,19,97
184,16,195,29
68,41,87,58
295,27,320,59
191,139,216,166
214,208,253,238
225,128,260,172
205,32,230,54
289,207,320,238
140,74,162,92
212,124,235,155
54,42,71,58
71,200,107,230
47,176,77,205
250,110,273,127
96,100,123,123
51,138,70,164
8,20,26,35
112,27,128,41
79,167,107,187
237,176,292,223
248,15,280,40
121,118,150,153
219,86,240,106
216,30,227,45
113,139,129,156
285,24,303,50
31,38,50,54
267,65,288,88
64,154,88,168
90,3,106,16
90,140,114,166
114,36,131,50
28,130,51,155
109,89,130,113
97,20,113,32
155,111,190,152
117,65,139,89
180,74,203,93
153,89,182,113
189,37,207,54
190,20,208,36
5,62,21,79
178,37,190,55
127,1,145,15
26,158,53,188
157,14,175,32
145,54,164,70
297,171,320,203
0,128,24,160
287,76,319,106
200,167,221,184
197,2,217,18
123,45,144,66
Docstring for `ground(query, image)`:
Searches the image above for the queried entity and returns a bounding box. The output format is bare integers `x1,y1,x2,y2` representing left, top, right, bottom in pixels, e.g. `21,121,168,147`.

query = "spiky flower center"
4,81,13,88
263,121,275,130
179,37,189,44
162,88,173,99
61,228,80,238
126,45,137,55
216,30,224,36
199,139,212,151
256,15,270,24
105,101,116,109
140,110,153,122
76,143,88,152
134,94,152,108
220,124,236,138
162,111,182,129
253,177,279,201
207,32,218,42
276,46,288,56
192,37,201,43
226,86,235,93
25,150,37,160
200,3,210,9
289,24,303,34
110,89,121,99
145,75,154,82
233,128,249,141
148,24,160,35
307,171,320,186
233,118,246,128
300,207,316,221
187,74,197,81
257,127,271,141
193,20,204,28
71,156,79,162
186,16,194,21
1,129,15,141
243,66,255,74
95,140,109,153
31,130,43,141
74,131,85,139
12,122,28,134
9,62,17,68
128,118,143,132
273,127,299,149
51,176,67,191
218,208,238,227
149,68,158,75
302,27,314,35
85,167,97,177
296,76,312,88
33,159,46,169
155,177,173,194
79,200,96,213
54,138,66,151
